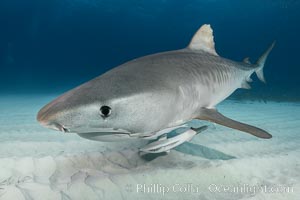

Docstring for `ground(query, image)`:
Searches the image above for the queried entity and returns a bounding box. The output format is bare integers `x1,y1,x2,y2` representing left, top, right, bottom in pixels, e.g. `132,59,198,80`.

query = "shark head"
37,73,176,141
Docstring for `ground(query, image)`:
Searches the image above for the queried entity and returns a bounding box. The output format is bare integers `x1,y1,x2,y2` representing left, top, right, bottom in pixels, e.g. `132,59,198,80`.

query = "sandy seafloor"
0,95,299,200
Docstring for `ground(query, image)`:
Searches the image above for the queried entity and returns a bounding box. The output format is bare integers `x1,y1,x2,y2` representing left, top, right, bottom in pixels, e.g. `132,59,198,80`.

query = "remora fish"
37,24,274,153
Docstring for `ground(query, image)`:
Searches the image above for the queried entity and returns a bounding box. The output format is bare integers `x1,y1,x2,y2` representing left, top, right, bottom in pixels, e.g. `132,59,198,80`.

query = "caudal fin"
255,41,276,83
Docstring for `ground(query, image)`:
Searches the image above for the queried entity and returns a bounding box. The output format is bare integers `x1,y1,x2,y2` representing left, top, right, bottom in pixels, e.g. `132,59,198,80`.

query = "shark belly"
189,64,249,109
203,79,242,108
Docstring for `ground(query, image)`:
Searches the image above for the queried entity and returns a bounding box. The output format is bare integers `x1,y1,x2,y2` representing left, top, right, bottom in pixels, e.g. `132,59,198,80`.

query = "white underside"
75,128,133,141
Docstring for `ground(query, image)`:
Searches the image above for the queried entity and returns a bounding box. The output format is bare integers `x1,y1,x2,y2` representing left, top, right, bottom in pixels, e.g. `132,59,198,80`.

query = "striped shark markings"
37,24,274,154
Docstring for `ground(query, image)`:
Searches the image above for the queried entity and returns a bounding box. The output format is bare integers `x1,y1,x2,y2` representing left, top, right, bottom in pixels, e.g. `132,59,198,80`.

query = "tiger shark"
37,24,274,153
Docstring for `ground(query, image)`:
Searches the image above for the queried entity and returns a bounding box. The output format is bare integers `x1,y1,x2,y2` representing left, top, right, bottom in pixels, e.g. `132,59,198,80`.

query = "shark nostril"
62,126,70,133
52,122,69,132
41,122,68,132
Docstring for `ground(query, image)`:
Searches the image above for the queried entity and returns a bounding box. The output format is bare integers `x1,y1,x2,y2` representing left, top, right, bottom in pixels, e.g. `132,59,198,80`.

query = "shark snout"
37,103,69,133
37,114,68,133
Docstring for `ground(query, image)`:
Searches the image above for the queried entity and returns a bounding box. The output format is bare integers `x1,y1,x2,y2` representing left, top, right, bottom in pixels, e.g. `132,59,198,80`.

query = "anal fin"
196,108,272,139
241,81,251,89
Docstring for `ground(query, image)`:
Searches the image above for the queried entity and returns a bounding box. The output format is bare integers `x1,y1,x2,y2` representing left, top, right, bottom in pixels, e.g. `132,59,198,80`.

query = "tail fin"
255,41,276,83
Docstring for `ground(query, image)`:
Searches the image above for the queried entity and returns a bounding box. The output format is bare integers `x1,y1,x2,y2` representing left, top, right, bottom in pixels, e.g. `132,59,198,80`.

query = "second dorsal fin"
188,24,218,56
243,57,251,64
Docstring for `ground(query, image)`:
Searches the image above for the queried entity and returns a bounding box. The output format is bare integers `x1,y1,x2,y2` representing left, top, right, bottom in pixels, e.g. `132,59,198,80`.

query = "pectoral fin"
196,108,272,139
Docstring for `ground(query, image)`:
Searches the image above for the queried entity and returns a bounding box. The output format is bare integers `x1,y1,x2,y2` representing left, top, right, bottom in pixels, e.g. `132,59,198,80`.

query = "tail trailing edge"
255,41,276,83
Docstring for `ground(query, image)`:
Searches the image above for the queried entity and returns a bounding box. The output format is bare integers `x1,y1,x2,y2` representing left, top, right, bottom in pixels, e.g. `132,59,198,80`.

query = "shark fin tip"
188,24,218,56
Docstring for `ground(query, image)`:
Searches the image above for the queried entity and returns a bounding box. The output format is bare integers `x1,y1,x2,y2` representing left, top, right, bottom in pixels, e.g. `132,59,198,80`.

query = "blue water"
0,2,300,199
0,0,299,100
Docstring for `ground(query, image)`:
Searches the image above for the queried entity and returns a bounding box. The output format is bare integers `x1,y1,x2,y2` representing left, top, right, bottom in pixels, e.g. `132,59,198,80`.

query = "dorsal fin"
188,24,218,56
243,57,251,64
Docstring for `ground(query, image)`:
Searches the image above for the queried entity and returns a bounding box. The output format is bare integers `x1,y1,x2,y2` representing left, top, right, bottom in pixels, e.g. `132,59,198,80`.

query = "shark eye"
100,106,111,118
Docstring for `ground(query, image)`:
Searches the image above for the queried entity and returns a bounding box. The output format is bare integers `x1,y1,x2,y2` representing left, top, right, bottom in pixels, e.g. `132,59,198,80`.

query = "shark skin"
37,24,274,153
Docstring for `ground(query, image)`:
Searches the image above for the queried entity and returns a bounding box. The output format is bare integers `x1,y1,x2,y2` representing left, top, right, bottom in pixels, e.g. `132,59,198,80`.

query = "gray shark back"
104,49,254,107
37,24,274,144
